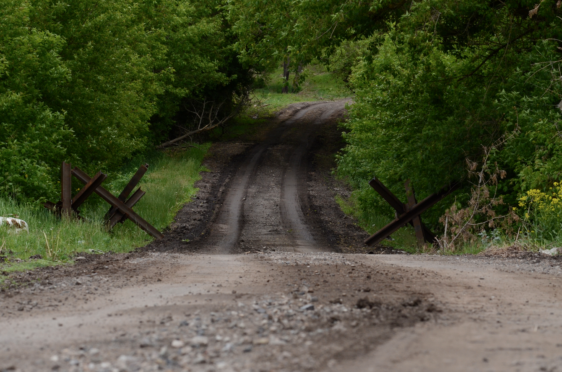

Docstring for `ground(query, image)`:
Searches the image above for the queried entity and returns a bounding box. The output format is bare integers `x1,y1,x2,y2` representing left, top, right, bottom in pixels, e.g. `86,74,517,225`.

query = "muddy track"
146,100,365,255
198,101,346,253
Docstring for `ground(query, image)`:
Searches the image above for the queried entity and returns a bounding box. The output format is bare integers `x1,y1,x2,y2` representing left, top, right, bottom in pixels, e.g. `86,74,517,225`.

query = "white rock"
253,337,269,345
171,340,184,348
0,217,29,234
190,336,209,347
222,343,233,352
193,353,207,364
116,355,137,369
540,247,560,256
269,336,286,345
332,322,347,332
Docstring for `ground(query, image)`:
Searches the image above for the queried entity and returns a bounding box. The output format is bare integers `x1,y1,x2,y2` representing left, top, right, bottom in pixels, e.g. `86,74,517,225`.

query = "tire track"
201,101,348,253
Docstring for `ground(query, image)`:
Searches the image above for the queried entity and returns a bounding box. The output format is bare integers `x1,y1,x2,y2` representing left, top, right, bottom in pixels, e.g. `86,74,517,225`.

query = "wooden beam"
71,172,107,210
369,178,406,214
405,180,425,246
61,162,72,217
368,177,436,243
365,183,460,246
71,167,163,239
105,164,148,221
108,188,146,228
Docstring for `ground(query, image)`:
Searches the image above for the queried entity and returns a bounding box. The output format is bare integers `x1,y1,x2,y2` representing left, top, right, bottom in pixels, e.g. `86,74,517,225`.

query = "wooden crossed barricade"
44,162,163,239
364,177,460,246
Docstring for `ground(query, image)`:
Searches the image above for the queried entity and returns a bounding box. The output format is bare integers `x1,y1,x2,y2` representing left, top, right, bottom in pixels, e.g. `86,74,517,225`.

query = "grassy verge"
0,144,209,273
335,195,420,253
253,64,351,114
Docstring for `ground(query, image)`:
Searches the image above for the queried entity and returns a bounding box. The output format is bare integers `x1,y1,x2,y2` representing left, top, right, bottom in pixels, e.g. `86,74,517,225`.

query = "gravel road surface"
1,102,561,372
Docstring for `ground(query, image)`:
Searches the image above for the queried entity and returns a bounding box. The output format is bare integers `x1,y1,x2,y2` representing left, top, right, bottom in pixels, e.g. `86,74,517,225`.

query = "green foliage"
232,0,562,244
326,38,370,85
0,144,208,271
0,0,254,203
337,1,562,233
0,1,72,201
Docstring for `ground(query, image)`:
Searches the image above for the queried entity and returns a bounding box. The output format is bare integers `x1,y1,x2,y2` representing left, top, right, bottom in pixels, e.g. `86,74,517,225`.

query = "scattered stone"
356,298,378,309
116,355,137,370
139,338,154,348
269,336,286,345
171,340,184,348
300,304,314,311
191,336,209,347
222,343,234,352
540,247,560,256
253,338,269,345
193,353,207,364
243,345,253,353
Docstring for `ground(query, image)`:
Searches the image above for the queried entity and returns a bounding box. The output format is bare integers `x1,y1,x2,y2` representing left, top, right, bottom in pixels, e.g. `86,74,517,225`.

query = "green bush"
0,0,255,203
337,1,562,233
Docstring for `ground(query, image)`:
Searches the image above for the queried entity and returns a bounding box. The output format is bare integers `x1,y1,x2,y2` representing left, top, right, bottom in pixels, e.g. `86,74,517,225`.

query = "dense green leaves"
337,1,562,227
0,0,254,202
0,1,72,201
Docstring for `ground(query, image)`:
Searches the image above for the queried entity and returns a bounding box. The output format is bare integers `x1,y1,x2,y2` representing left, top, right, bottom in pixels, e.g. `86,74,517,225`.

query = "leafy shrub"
337,1,562,233
0,0,255,203
0,1,72,201
518,183,562,242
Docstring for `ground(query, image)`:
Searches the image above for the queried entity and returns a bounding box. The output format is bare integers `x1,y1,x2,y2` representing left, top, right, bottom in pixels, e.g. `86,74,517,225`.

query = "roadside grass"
334,194,544,256
0,144,209,274
335,195,419,254
435,234,558,256
253,64,351,113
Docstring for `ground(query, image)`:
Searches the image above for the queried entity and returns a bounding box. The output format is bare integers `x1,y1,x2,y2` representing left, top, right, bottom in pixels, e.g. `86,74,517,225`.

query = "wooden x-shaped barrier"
365,177,460,246
45,162,163,239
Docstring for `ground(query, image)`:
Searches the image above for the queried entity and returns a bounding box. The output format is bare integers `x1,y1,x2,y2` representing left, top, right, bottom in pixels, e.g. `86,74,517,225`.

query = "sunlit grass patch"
254,64,351,112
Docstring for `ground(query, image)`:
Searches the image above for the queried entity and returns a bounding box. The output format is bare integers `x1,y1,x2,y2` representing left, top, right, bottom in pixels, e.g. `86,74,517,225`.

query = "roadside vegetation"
0,145,208,272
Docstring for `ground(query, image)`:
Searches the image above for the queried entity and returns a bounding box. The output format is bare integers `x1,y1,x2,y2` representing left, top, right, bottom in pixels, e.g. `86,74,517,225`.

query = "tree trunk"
282,57,290,93
292,63,303,91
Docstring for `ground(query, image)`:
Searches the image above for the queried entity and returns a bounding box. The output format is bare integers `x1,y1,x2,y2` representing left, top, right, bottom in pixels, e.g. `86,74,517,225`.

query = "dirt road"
1,102,562,372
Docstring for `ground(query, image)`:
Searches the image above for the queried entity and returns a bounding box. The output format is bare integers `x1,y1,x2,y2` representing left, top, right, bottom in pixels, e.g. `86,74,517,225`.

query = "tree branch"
157,93,249,149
